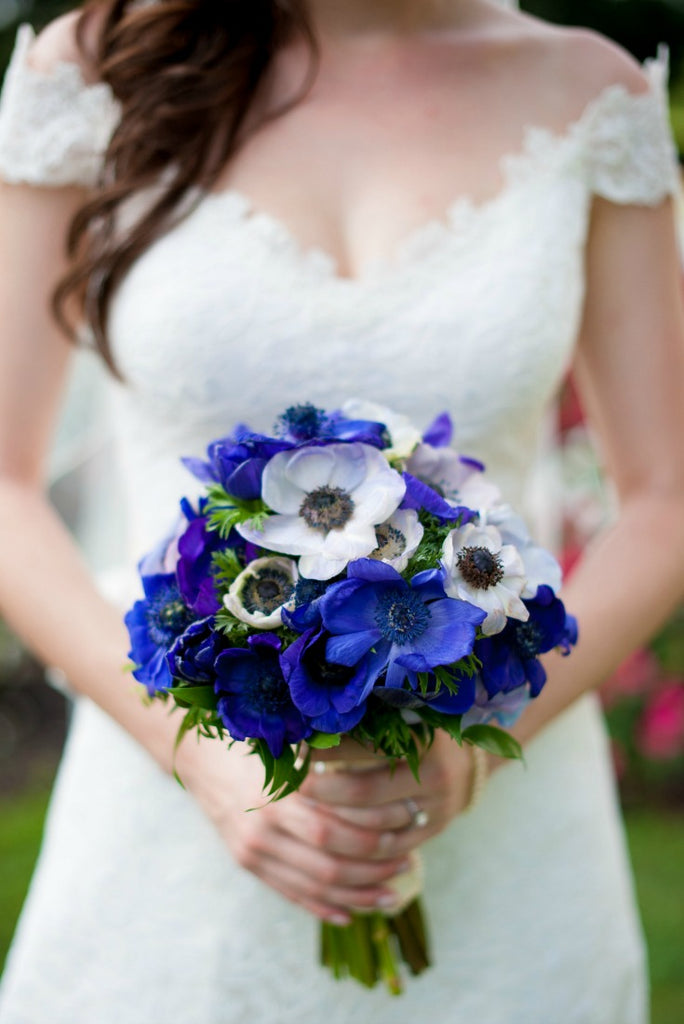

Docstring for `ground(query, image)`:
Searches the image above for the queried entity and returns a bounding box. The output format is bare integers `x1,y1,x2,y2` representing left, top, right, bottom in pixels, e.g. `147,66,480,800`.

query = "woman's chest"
110,155,590,441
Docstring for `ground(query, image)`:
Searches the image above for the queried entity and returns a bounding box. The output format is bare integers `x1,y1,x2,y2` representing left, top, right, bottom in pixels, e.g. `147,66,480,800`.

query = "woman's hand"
178,731,473,924
177,733,428,924
300,731,475,859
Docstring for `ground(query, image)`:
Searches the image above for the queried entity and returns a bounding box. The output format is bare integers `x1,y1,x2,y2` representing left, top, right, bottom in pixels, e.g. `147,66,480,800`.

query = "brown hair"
53,0,317,377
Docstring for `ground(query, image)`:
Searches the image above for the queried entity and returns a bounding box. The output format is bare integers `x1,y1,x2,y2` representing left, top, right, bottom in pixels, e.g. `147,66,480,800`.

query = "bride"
0,0,683,1021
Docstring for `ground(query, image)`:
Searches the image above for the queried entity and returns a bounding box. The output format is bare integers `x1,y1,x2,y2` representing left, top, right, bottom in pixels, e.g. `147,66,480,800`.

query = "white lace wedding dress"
0,20,680,1024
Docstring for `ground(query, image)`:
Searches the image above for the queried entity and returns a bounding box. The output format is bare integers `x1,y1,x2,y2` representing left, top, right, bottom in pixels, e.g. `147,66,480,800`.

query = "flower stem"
388,899,431,975
370,912,403,995
319,900,431,993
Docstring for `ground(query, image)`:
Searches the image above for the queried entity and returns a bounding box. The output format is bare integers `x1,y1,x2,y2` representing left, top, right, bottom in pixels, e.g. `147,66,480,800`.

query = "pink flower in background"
638,683,684,761
601,648,661,710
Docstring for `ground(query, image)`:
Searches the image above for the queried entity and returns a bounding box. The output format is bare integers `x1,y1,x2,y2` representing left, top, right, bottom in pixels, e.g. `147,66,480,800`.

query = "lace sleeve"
583,46,681,206
0,24,120,188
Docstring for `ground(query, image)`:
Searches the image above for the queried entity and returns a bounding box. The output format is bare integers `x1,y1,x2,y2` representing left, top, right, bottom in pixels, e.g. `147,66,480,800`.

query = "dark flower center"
514,621,545,659
305,637,355,689
375,586,431,645
276,403,326,441
457,546,505,590
371,523,406,561
300,486,355,532
145,584,193,646
293,577,328,608
245,662,291,715
241,567,294,615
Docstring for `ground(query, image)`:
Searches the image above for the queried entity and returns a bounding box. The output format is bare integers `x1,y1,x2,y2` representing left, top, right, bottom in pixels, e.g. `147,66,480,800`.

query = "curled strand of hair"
53,0,318,379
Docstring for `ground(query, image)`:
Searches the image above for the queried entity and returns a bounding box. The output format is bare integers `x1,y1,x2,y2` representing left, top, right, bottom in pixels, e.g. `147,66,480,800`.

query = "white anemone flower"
442,522,528,636
224,557,298,629
406,443,501,512
341,399,422,461
484,504,563,598
370,509,424,572
237,443,406,580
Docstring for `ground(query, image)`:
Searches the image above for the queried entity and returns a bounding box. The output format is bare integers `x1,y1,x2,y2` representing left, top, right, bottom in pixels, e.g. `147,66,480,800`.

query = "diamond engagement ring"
403,797,429,829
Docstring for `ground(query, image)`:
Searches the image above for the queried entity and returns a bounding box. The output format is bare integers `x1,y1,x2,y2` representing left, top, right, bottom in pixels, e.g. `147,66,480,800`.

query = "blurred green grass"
1,786,682,1020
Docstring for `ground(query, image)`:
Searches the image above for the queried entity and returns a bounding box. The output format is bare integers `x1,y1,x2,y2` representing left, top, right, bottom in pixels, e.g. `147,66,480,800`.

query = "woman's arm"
512,194,684,747
303,194,684,850
0,173,421,923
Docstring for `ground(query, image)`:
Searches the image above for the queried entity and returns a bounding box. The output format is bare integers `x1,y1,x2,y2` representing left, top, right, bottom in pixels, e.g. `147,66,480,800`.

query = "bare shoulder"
551,25,653,101
482,11,656,132
26,9,104,84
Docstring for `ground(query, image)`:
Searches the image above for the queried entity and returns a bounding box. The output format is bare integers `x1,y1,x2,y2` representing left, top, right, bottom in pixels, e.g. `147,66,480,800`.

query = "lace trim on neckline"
7,24,677,281
195,49,674,285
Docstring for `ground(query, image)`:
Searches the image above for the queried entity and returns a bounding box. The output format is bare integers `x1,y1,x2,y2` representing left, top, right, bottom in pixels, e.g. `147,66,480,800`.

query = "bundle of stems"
320,898,431,995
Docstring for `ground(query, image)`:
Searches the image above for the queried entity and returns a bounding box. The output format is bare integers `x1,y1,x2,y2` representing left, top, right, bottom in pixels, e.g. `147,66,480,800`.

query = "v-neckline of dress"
196,58,667,287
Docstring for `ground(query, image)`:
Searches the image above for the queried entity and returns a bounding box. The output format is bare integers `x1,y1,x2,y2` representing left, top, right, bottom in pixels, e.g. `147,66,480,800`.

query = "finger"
302,759,417,807
328,798,425,832
255,859,352,925
257,848,405,918
268,826,411,888
279,795,402,860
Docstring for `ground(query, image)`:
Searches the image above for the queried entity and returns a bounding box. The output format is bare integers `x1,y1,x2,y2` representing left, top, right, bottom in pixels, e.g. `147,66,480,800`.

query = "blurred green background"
0,1,682,1020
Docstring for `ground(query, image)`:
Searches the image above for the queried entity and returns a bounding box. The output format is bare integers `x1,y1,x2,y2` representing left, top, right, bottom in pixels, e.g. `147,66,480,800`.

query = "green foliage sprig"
205,483,270,539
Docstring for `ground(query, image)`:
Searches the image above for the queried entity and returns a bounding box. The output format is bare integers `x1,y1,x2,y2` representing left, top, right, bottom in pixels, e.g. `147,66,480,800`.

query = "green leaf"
307,732,342,750
169,685,217,711
204,484,271,540
211,548,244,590
417,707,462,744
462,724,524,761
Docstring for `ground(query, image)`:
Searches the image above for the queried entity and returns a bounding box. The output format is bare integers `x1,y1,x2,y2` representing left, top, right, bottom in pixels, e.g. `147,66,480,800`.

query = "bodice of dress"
0,23,680,569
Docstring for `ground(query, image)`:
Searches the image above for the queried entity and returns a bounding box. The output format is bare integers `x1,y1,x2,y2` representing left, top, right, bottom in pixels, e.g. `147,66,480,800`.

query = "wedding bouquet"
124,399,577,994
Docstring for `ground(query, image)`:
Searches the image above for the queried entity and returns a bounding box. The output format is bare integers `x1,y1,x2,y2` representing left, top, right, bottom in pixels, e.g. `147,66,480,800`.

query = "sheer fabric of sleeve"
582,46,681,206
0,24,120,188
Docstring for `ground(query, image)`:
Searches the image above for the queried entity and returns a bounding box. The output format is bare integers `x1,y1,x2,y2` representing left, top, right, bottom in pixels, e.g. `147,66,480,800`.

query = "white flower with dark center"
370,509,424,572
484,504,563,597
224,557,298,630
442,522,528,635
341,399,422,461
237,443,406,580
406,443,501,512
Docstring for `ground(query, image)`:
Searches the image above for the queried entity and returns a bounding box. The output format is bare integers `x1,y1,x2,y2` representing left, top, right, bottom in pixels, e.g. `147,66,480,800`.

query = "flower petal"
326,630,383,666
238,514,320,555
284,446,337,491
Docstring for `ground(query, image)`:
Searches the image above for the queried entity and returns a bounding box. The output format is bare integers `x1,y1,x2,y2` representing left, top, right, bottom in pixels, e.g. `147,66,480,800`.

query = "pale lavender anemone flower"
341,399,422,460
442,522,528,636
483,504,563,598
237,443,406,580
461,678,531,730
405,443,501,513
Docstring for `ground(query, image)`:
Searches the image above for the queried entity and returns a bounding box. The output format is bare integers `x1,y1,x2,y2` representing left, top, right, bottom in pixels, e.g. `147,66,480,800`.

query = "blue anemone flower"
281,576,330,632
166,616,224,685
275,403,387,448
214,635,311,757
176,505,238,616
422,411,453,448
125,573,195,696
182,432,294,501
281,627,372,733
400,471,476,524
320,559,485,691
477,585,578,699
374,666,476,716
